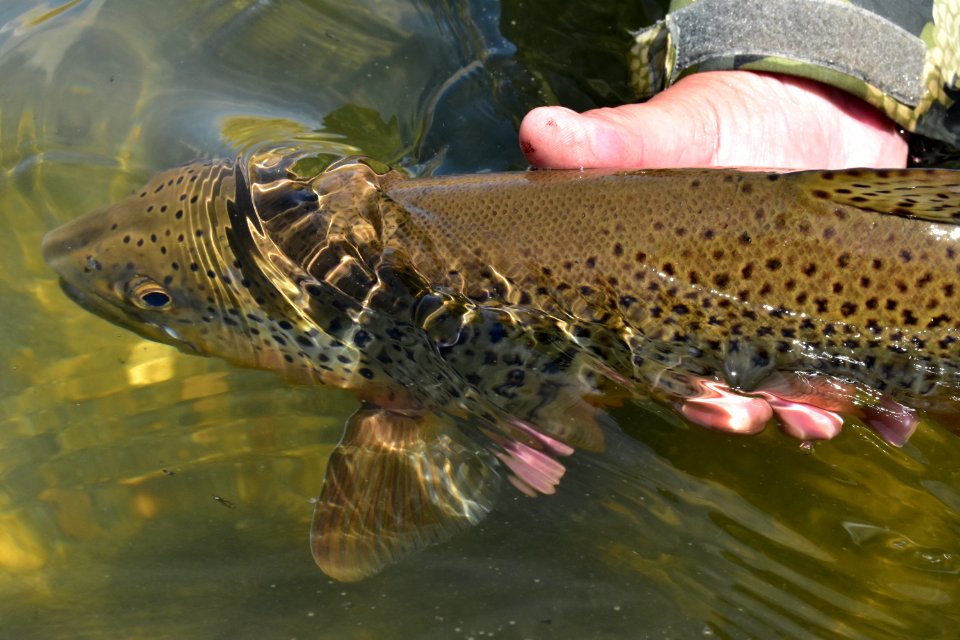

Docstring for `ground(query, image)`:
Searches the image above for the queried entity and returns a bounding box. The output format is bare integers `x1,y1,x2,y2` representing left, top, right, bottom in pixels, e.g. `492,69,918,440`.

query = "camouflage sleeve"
630,0,959,149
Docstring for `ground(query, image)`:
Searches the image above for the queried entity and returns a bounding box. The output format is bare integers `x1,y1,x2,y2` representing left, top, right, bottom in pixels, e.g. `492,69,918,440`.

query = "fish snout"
42,210,117,279
41,224,77,270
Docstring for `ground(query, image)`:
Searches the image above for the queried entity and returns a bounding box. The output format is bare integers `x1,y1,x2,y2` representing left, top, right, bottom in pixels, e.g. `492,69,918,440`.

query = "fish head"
41,161,264,363
42,156,408,392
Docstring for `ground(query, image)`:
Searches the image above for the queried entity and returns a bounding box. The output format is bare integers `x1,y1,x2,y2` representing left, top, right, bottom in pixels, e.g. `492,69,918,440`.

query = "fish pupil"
142,291,171,308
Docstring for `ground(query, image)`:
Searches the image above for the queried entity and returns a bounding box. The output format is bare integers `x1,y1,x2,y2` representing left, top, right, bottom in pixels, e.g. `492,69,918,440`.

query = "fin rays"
797,168,960,223
311,408,500,582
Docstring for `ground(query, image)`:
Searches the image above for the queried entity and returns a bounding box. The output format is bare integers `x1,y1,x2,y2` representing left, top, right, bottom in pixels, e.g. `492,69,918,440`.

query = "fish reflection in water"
41,151,960,580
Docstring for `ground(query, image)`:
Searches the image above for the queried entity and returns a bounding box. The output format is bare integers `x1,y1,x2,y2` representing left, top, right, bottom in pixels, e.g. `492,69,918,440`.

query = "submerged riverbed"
1,1,958,638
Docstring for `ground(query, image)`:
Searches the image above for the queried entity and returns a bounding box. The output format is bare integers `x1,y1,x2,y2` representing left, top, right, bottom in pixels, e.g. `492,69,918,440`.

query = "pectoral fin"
311,407,501,582
796,168,960,223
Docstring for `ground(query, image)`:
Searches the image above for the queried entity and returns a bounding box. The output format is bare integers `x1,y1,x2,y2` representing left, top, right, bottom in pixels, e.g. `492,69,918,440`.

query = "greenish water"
1,1,958,638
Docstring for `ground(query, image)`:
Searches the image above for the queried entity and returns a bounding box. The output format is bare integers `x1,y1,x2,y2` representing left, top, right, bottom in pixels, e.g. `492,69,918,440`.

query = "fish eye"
125,276,173,310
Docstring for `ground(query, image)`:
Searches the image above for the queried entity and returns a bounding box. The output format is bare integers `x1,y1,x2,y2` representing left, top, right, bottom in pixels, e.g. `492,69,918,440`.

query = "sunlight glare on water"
0,1,958,638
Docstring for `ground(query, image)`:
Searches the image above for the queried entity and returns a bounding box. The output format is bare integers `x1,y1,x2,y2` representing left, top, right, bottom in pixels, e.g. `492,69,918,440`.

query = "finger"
518,102,717,169
519,71,908,170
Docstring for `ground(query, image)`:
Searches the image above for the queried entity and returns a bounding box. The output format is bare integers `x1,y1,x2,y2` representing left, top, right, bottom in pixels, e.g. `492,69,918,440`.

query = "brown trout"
42,153,960,580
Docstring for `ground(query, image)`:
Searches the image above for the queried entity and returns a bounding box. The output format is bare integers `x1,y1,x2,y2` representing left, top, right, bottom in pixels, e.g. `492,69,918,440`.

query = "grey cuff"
660,0,926,106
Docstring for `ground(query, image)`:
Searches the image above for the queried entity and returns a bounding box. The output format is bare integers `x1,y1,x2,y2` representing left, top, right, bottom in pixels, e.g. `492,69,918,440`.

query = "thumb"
518,71,907,170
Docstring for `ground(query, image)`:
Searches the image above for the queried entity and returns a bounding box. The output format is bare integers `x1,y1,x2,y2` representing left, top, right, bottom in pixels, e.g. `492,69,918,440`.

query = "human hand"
518,71,908,170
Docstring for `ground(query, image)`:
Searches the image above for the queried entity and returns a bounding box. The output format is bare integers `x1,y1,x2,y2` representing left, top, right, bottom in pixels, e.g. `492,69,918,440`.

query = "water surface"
1,1,958,638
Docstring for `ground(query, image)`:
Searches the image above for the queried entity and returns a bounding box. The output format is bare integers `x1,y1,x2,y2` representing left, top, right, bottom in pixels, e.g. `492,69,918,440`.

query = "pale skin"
519,71,909,170
518,70,917,443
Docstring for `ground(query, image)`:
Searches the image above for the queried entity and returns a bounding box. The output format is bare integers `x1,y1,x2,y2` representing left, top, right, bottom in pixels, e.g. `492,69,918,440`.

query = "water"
1,1,958,638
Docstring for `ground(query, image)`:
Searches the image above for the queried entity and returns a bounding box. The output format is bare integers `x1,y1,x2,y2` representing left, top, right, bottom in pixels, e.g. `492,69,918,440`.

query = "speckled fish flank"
42,154,960,580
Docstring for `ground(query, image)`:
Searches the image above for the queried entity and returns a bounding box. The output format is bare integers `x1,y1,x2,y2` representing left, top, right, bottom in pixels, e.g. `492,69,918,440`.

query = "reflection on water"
1,0,958,638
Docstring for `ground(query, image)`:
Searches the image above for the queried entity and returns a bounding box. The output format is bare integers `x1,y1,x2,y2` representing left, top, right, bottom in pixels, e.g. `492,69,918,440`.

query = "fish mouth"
58,277,101,314
56,278,201,355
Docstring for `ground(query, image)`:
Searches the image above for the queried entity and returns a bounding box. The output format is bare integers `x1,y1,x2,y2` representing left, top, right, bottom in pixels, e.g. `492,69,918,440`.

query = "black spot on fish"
354,330,372,348
488,323,506,343
295,335,312,348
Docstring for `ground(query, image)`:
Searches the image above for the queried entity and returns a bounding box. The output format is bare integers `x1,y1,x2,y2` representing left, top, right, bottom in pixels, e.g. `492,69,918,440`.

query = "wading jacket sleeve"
630,0,959,149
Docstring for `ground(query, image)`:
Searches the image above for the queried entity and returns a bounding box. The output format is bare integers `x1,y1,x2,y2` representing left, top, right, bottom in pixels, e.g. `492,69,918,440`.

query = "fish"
42,153,960,580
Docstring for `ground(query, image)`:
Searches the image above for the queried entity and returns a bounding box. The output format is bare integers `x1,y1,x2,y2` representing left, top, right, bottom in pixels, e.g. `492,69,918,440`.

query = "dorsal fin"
794,168,960,223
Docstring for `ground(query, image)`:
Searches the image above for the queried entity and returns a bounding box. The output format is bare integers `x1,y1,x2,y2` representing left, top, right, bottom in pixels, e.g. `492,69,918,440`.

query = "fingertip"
520,103,700,169
518,106,584,168
520,106,645,168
